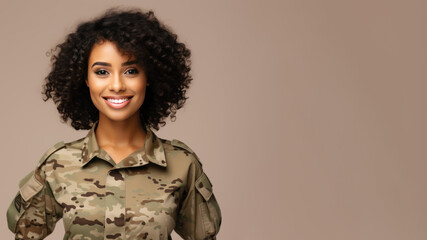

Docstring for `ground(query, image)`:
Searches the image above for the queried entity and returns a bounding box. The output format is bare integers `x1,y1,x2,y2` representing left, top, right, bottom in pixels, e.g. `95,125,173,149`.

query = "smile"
103,96,133,109
107,98,129,103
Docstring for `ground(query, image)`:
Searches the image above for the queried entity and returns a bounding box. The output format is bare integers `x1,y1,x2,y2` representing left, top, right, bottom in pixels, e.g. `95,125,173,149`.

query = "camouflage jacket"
6,121,221,240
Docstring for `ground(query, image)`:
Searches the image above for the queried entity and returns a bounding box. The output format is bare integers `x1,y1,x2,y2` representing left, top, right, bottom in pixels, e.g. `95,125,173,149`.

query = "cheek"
133,83,147,107
88,88,101,110
132,79,148,96
86,81,104,107
88,88,97,102
87,76,104,95
135,87,147,105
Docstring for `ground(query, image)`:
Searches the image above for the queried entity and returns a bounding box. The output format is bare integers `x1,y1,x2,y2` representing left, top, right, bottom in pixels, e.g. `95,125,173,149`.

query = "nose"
108,73,126,92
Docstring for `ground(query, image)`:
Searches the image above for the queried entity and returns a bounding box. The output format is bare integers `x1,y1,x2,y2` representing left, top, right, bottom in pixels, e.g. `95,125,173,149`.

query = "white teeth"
107,98,129,104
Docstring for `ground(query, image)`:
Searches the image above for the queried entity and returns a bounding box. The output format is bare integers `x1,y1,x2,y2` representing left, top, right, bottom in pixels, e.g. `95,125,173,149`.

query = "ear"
85,78,89,87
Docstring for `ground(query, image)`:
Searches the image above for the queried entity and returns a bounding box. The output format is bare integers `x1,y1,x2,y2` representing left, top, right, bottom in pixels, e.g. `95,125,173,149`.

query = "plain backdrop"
1,0,427,239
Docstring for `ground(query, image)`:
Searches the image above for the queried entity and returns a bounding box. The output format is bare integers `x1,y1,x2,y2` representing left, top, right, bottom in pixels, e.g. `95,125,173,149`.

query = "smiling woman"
6,8,221,240
86,40,150,163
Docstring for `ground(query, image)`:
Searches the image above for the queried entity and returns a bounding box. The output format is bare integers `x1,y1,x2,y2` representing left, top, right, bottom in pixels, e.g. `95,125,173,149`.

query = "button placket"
104,169,126,240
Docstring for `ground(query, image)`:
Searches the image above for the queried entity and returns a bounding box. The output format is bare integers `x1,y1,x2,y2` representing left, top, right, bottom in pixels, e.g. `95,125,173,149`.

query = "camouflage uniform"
6,121,221,240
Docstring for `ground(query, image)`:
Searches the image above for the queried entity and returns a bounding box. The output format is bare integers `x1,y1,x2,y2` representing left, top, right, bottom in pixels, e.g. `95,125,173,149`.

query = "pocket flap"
19,174,43,202
196,172,213,201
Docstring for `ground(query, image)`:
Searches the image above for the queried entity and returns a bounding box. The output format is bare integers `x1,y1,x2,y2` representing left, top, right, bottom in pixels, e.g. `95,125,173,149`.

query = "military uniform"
6,121,221,240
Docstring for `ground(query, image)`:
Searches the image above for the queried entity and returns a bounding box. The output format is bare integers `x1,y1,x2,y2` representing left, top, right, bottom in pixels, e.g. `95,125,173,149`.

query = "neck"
95,114,146,148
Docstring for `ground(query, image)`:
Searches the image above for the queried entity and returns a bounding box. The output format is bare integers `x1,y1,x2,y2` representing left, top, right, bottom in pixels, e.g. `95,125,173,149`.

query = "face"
86,40,147,123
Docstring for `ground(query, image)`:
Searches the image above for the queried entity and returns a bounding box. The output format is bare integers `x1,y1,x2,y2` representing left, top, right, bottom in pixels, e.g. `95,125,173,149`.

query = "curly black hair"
43,8,192,130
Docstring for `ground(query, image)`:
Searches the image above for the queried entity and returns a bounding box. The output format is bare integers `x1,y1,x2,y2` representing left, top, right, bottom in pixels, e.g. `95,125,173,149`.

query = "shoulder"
160,138,203,167
64,136,86,150
170,139,195,153
36,137,85,168
18,141,68,195
35,141,66,168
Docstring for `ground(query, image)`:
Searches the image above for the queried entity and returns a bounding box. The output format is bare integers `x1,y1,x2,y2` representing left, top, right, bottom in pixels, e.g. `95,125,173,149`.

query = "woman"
6,8,221,240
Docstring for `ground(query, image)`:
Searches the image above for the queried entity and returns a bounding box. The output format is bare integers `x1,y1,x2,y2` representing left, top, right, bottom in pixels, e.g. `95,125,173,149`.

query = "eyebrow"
91,60,138,69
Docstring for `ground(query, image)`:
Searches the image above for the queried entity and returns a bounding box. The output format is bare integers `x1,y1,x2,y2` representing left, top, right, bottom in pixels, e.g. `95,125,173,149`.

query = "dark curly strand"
43,8,192,130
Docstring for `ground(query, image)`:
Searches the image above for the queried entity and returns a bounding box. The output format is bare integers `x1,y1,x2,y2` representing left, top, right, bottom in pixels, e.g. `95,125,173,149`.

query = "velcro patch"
14,194,23,212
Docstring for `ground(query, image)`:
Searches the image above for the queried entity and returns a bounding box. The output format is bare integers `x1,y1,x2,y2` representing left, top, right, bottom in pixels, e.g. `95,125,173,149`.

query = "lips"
102,96,133,109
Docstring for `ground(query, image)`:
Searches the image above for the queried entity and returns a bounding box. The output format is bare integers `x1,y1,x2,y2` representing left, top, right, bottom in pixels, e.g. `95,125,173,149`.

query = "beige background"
1,0,426,239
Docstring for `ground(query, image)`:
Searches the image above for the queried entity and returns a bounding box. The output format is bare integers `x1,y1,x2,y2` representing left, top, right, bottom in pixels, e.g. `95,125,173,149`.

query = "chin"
97,109,137,121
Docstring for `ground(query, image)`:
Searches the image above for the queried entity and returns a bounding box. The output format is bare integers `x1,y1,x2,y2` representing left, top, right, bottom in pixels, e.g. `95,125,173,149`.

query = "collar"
80,121,167,169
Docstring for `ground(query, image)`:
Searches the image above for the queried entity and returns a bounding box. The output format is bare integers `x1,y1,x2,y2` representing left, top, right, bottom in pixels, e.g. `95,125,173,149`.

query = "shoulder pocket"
7,173,44,232
19,141,65,201
195,172,221,238
196,172,213,201
19,174,43,202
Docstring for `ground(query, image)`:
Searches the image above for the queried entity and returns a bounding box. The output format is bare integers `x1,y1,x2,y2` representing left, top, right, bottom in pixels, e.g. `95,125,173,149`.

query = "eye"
125,68,139,75
95,69,109,75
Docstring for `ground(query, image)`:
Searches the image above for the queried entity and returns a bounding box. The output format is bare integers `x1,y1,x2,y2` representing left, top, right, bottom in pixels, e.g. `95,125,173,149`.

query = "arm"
6,142,65,239
174,151,222,240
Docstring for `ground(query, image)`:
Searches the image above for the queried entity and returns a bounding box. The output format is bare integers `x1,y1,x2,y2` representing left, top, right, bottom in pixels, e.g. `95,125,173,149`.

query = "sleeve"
174,153,222,240
6,144,64,239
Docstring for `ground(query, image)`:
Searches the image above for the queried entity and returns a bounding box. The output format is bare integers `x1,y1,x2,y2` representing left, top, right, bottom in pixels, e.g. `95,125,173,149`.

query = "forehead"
88,40,135,63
